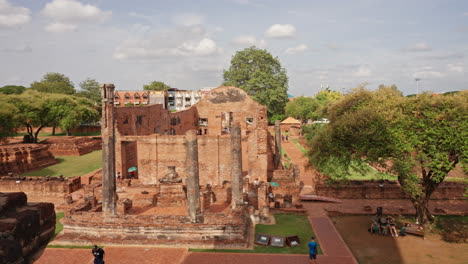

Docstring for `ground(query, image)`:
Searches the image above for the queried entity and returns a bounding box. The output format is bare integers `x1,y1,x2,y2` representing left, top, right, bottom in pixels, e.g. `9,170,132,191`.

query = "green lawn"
54,212,65,239
21,150,102,178
190,213,320,254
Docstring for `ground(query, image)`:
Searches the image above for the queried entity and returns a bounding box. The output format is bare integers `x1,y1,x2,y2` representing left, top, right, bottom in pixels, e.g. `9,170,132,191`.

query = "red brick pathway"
35,247,188,264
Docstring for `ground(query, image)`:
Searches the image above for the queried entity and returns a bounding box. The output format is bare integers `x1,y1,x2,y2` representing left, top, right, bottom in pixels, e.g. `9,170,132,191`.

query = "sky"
0,0,467,96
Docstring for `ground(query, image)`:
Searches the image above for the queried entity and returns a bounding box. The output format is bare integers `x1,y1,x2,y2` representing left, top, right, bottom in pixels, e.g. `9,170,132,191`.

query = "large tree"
308,86,467,224
6,91,99,142
0,99,18,142
0,85,26,95
285,96,320,122
223,46,289,119
30,72,75,95
143,81,171,91
77,78,101,104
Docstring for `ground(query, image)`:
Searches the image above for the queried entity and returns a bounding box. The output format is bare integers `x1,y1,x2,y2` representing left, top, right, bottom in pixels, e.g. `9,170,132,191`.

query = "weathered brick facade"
114,87,275,186
0,144,57,176
42,136,101,156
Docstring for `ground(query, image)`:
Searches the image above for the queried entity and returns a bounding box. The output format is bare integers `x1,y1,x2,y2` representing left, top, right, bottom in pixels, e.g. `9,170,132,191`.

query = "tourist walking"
308,236,318,263
92,245,105,264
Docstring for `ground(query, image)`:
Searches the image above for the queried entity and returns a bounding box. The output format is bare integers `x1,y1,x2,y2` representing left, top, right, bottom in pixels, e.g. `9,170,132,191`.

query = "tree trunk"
33,126,44,143
52,125,56,136
66,129,71,136
411,197,433,225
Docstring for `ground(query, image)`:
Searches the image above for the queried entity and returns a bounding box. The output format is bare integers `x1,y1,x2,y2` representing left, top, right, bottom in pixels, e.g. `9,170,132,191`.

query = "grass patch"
290,138,307,155
54,212,65,239
190,213,320,254
434,215,467,243
21,150,102,178
47,245,104,249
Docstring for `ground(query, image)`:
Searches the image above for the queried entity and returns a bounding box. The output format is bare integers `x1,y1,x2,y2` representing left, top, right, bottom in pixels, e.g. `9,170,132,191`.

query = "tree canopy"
307,86,468,224
5,90,98,142
0,85,26,95
143,81,171,91
77,78,101,105
0,98,18,141
223,46,289,120
30,72,75,95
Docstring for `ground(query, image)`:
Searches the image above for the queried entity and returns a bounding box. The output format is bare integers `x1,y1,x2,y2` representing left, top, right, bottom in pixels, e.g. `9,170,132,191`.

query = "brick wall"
315,181,466,199
0,144,57,175
0,177,81,198
43,136,101,156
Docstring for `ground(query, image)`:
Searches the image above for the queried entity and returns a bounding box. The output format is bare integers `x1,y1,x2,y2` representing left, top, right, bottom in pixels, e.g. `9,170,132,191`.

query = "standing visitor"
92,245,105,264
308,236,318,263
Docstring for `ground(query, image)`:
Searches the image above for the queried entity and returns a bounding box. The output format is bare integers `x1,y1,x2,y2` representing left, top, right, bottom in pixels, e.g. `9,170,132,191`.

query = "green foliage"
269,113,286,124
285,96,319,121
307,86,468,224
0,99,19,141
5,90,98,142
0,85,26,94
143,81,171,91
30,72,75,94
54,212,65,238
77,78,101,105
223,46,288,119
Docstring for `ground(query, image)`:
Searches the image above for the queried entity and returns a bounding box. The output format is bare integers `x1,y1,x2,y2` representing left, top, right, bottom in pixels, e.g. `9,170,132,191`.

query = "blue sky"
1,0,467,96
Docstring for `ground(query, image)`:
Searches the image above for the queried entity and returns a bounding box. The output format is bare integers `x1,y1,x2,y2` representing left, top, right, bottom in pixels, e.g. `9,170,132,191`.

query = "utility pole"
415,78,421,95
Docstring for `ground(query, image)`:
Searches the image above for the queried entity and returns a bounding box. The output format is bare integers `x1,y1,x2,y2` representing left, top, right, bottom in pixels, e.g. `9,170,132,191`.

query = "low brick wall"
315,180,466,200
0,176,81,198
59,211,248,248
42,136,101,156
0,144,57,175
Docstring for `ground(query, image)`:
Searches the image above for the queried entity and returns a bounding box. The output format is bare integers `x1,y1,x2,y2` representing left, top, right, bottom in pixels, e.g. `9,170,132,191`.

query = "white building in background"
116,87,216,111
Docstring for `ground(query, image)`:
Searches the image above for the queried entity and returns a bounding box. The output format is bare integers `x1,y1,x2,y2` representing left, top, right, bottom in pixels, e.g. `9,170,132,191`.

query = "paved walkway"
282,138,319,194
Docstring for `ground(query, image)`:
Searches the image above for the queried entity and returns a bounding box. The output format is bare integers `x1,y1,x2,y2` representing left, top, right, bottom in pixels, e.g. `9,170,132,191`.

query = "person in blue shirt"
307,236,318,263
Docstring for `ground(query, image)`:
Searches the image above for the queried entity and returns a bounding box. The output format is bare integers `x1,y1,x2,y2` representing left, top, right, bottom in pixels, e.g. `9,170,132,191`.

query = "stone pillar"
274,120,282,169
101,84,117,217
185,130,202,223
231,122,243,208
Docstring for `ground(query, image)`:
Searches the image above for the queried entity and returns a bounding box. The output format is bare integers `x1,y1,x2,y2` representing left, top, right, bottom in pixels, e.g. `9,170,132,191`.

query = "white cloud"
232,35,256,45
265,24,296,38
231,35,267,48
113,26,222,60
285,44,308,54
402,42,432,52
173,13,204,27
447,63,464,73
413,69,444,79
45,22,77,33
0,0,31,28
42,0,111,33
353,66,372,77
2,44,32,53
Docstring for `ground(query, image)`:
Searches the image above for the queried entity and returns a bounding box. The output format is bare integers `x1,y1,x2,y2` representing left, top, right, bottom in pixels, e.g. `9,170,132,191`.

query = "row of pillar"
100,84,244,222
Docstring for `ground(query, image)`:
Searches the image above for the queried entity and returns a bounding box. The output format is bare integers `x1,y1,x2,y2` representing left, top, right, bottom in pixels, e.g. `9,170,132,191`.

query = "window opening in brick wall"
246,117,254,125
199,118,208,127
221,112,233,134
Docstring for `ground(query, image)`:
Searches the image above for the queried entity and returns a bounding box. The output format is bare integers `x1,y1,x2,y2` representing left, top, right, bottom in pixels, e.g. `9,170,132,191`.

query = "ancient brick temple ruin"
0,192,56,263
58,85,302,247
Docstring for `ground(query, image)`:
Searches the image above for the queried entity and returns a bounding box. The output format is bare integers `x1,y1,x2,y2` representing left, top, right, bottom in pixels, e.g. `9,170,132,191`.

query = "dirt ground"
332,215,468,264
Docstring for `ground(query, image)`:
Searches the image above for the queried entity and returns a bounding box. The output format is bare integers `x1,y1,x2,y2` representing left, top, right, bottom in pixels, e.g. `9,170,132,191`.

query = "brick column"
185,130,203,223
274,120,282,169
101,84,117,217
231,122,243,208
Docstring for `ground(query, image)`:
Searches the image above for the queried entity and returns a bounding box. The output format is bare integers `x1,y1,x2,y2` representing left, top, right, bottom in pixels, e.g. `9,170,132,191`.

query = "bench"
402,222,425,238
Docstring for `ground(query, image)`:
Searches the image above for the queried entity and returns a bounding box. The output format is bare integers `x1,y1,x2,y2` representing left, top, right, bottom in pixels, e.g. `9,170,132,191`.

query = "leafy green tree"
307,86,467,224
30,72,75,94
143,81,171,91
0,85,26,94
0,99,19,142
57,96,99,135
6,90,58,142
77,78,101,104
223,46,289,120
285,96,320,122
